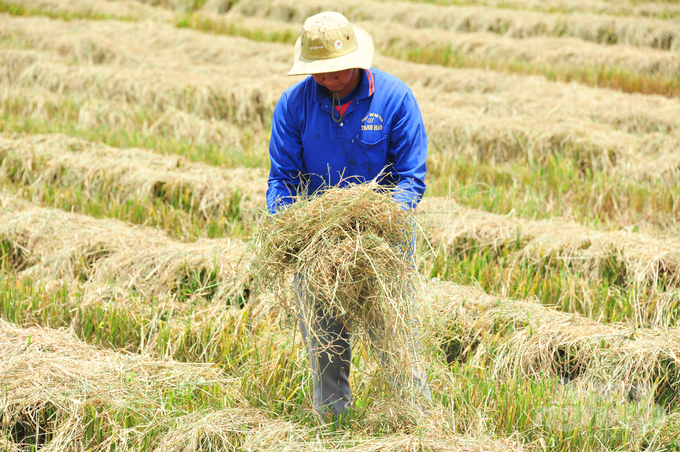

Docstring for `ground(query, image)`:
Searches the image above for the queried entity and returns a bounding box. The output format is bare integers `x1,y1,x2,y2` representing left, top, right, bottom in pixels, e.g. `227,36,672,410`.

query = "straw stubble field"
1,0,680,450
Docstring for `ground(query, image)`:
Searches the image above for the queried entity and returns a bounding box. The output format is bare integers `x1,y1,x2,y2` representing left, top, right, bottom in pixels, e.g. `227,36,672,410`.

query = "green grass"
0,0,133,22
387,44,680,97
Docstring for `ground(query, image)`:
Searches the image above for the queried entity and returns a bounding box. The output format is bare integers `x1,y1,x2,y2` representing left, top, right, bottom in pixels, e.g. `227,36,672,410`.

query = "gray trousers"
294,276,431,420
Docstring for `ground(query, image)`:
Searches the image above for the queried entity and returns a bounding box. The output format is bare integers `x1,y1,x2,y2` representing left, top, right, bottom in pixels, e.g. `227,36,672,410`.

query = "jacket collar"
312,68,376,104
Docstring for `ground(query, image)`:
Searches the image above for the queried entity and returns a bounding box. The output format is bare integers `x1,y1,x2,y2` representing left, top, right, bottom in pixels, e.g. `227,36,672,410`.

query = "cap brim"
287,24,374,76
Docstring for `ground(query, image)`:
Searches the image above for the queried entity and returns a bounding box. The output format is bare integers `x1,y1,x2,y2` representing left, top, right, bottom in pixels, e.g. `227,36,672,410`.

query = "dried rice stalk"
3,15,680,176
233,0,680,51
0,319,249,451
5,0,175,21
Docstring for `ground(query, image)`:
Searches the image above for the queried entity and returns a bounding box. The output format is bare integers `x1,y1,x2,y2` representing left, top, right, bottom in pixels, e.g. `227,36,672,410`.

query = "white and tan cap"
288,11,374,76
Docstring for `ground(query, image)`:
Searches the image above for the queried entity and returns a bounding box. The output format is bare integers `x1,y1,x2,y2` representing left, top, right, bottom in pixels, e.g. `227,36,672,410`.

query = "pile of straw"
251,183,424,392
420,199,680,325
0,319,526,451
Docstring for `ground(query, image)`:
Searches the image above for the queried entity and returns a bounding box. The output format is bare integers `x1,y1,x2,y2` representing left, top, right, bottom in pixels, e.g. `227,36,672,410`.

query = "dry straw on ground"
5,13,680,135
4,14,680,175
423,0,680,19
0,192,249,305
224,12,680,80
425,280,680,405
251,182,428,399
0,321,524,451
0,319,244,451
421,198,680,322
233,0,680,51
0,133,267,227
5,0,175,21
0,27,288,128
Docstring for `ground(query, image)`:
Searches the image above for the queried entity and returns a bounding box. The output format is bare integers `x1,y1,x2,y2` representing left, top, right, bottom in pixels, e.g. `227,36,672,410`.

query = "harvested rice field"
1,0,680,449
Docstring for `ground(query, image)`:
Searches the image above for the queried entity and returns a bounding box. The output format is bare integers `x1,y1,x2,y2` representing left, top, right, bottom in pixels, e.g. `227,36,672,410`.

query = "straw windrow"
0,191,249,305
0,318,246,451
0,318,534,451
422,199,680,283
396,0,680,20
3,14,680,178
232,0,680,51
0,133,267,236
426,280,680,407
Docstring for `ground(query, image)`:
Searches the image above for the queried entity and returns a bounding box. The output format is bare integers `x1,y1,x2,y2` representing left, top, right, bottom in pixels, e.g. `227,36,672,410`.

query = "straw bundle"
251,183,425,394
253,183,414,322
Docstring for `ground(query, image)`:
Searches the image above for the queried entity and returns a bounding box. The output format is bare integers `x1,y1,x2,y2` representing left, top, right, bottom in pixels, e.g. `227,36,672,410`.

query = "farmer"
266,11,428,420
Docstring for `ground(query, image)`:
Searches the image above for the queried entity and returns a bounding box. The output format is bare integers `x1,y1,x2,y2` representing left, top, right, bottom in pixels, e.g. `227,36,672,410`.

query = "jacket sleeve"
387,90,428,210
267,90,304,214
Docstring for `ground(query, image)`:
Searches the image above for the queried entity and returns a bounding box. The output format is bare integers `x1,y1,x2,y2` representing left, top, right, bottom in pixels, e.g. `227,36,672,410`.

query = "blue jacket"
267,68,427,214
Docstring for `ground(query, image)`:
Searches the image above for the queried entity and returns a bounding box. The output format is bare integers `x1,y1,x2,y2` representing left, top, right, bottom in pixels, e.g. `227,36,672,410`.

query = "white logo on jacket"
360,113,384,131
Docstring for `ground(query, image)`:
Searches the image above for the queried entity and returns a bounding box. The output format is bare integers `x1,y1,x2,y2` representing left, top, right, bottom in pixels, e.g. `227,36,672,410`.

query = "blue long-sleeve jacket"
267,68,427,214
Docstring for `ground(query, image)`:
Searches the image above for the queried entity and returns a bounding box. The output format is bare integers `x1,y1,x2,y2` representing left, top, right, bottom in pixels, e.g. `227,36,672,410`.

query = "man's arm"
387,91,428,210
267,91,304,214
